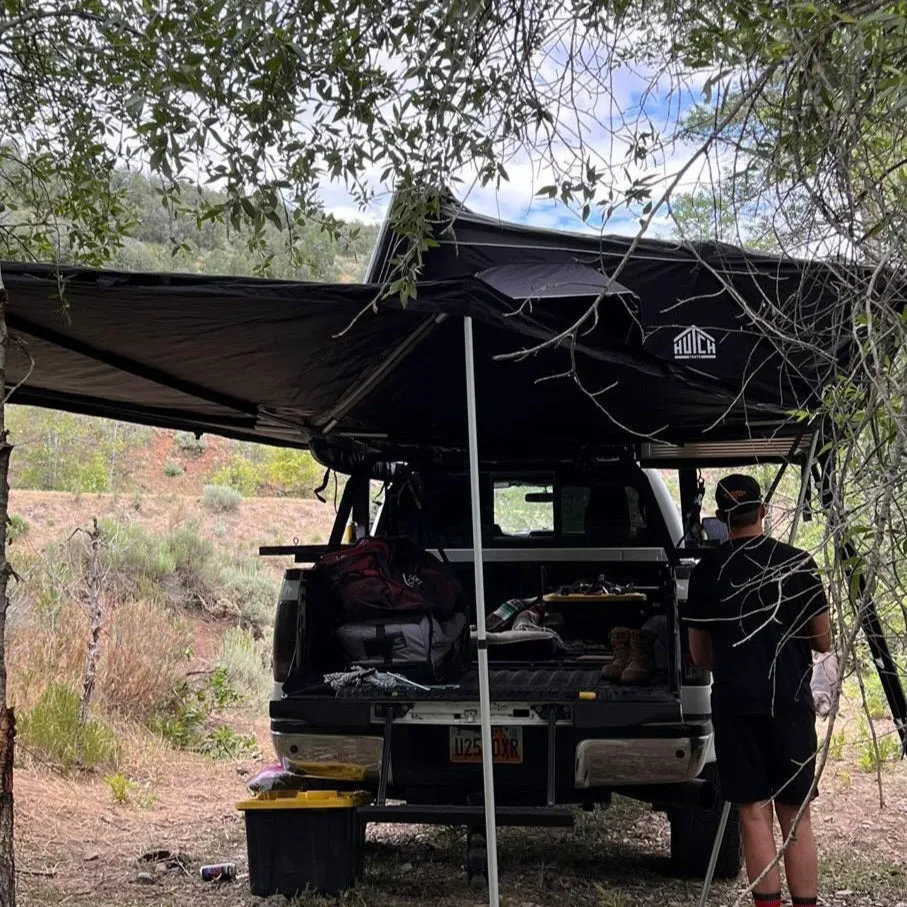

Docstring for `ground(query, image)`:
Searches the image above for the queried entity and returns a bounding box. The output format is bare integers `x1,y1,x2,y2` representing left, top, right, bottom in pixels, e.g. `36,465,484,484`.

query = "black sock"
792,898,817,907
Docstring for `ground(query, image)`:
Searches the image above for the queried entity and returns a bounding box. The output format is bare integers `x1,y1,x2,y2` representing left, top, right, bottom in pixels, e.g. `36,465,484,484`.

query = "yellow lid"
236,789,372,811
294,761,369,782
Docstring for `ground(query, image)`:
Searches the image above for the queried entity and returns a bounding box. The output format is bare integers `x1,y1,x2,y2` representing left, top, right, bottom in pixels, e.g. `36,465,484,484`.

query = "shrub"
209,664,242,708
217,627,271,702
174,431,206,455
862,675,889,720
260,448,323,497
151,670,256,760
93,521,175,603
202,484,242,513
91,519,218,608
210,455,260,496
150,680,208,749
163,461,185,478
848,672,891,721
219,562,275,631
199,724,258,760
857,732,901,772
7,514,29,544
19,684,120,773
167,523,217,603
105,772,136,804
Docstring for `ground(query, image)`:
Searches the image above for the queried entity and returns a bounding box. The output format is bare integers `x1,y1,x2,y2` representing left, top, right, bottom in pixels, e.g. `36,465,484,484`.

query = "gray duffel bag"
335,611,468,683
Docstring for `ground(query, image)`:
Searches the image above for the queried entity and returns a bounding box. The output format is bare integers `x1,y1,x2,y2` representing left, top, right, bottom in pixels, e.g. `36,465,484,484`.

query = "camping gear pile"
312,536,468,684
310,538,663,688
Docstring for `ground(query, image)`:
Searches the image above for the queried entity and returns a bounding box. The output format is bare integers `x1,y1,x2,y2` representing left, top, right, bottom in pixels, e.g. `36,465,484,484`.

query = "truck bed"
329,665,674,702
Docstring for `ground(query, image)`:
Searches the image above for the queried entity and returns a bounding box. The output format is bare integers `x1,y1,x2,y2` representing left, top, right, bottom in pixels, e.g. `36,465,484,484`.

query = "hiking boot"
621,629,656,683
602,627,632,680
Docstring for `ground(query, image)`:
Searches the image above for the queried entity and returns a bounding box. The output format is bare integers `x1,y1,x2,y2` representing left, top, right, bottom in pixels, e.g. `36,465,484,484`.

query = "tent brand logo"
673,326,716,360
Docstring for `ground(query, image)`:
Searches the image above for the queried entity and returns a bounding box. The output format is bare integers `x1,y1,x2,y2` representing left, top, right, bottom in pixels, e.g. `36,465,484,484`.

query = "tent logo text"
673,326,716,360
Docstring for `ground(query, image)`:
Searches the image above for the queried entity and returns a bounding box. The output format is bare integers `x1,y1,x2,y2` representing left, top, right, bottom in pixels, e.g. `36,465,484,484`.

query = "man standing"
685,475,832,907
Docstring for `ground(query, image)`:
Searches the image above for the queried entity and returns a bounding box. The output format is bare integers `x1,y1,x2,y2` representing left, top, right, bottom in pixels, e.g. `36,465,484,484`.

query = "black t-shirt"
684,535,829,718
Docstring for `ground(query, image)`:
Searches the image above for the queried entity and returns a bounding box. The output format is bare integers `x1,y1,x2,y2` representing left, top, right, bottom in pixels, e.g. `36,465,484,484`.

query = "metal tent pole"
789,433,819,546
463,316,501,907
697,801,731,907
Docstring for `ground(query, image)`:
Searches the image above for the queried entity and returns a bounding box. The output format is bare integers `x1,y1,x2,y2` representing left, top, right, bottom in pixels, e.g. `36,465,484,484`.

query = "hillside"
1,168,380,282
8,489,334,582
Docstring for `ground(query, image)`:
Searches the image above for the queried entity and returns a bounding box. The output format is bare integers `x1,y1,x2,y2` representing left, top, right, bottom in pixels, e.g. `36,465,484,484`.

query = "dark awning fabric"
2,258,822,456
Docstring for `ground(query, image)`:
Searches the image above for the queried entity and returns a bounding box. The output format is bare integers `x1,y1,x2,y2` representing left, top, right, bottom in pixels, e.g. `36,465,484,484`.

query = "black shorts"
713,712,818,806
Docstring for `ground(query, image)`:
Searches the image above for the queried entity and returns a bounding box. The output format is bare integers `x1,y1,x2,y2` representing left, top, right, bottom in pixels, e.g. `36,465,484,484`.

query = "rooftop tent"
368,195,864,426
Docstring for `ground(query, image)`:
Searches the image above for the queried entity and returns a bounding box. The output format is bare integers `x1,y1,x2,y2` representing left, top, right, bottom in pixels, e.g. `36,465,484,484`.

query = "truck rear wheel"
669,765,742,879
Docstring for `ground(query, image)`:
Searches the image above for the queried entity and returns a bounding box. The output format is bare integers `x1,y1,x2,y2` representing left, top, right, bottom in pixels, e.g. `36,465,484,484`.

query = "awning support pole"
789,433,819,545
697,801,731,907
463,316,500,906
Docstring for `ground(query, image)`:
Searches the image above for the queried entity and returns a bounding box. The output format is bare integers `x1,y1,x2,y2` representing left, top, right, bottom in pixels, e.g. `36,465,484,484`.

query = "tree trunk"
79,519,103,724
0,265,16,907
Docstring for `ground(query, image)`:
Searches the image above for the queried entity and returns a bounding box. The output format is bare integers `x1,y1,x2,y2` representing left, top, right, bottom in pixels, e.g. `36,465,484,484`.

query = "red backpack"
314,537,462,624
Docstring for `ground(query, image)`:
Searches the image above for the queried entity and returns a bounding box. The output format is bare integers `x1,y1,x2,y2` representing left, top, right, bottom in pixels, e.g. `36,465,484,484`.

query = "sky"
317,59,712,241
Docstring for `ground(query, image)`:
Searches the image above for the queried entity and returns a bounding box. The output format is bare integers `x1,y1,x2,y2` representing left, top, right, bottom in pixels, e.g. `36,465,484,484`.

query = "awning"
1,242,864,457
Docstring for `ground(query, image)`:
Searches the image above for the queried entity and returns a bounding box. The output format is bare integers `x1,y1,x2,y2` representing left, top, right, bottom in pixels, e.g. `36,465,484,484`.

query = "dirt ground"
16,715,907,907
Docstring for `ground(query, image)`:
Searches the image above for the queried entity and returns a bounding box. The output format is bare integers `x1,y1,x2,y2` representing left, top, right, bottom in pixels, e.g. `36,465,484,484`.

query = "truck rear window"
378,469,659,548
493,477,653,545
493,481,554,536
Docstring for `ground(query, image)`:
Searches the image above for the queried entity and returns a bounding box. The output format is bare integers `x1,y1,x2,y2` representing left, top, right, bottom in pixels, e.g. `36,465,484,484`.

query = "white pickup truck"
266,453,742,882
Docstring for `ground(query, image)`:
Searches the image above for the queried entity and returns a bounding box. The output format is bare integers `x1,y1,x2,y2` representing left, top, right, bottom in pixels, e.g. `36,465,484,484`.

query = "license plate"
449,726,523,764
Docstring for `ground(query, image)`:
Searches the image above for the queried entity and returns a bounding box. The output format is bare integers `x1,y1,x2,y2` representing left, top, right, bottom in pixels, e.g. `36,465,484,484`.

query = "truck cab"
267,451,741,880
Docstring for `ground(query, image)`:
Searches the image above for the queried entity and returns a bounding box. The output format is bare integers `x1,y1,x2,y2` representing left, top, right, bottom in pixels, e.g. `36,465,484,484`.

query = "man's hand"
688,627,713,671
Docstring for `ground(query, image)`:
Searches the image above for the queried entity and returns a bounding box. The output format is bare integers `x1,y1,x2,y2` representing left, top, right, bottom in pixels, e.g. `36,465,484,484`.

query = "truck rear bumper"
272,730,383,782
574,733,710,787
271,725,713,790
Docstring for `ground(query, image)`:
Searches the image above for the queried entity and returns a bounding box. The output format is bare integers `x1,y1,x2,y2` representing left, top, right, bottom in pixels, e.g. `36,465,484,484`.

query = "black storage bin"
236,790,371,896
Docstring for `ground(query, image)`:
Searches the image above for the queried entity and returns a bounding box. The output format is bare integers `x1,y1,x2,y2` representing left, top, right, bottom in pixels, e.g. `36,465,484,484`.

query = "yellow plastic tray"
542,592,646,603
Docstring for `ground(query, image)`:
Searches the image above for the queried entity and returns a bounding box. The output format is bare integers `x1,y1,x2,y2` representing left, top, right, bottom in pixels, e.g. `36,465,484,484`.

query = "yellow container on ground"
236,789,372,811
237,789,373,896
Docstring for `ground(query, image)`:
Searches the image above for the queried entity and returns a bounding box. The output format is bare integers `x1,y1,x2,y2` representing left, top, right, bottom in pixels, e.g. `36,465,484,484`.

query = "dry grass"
8,597,191,719
14,705,907,907
100,601,192,719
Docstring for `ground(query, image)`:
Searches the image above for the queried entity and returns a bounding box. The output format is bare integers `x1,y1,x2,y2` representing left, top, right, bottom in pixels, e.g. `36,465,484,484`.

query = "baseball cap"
715,474,763,515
